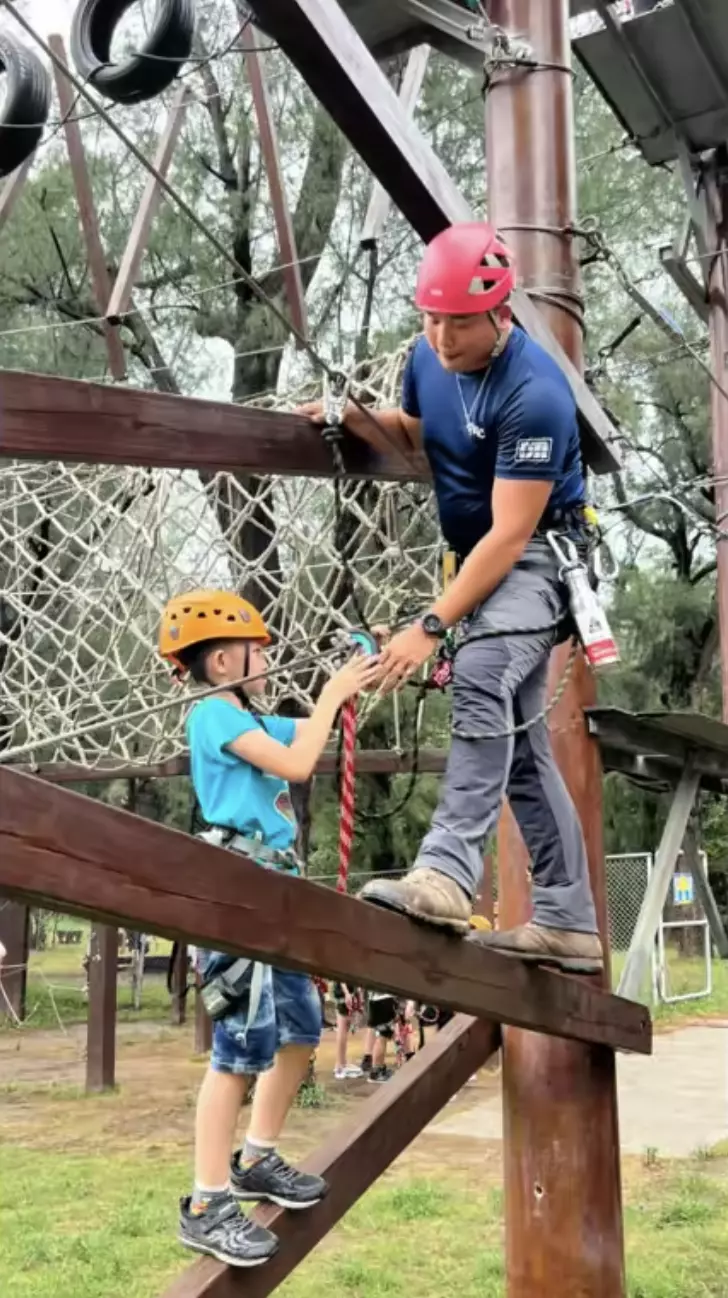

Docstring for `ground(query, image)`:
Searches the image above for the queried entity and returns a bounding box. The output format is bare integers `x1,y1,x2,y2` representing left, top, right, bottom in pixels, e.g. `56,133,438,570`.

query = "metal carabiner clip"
322,369,350,428
545,529,581,576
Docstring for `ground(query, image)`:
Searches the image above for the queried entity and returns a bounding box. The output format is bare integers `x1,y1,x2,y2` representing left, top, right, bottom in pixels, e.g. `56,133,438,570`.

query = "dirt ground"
0,1019,506,1183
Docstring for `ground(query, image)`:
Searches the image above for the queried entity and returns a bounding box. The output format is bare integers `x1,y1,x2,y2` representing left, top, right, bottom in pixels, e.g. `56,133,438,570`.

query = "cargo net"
0,341,442,773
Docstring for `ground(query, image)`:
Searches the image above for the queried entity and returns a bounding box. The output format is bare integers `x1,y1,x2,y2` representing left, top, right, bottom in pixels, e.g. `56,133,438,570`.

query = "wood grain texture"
0,768,652,1054
0,368,426,482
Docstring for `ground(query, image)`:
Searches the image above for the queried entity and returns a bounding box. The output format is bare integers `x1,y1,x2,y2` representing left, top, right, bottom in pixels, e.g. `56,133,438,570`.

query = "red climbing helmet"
414,221,516,315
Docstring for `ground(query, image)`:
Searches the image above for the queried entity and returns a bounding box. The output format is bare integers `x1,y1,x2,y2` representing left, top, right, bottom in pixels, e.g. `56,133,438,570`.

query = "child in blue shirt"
159,588,379,1267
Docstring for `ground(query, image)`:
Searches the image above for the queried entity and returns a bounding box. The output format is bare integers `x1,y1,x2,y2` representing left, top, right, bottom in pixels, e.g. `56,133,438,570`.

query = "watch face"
422,614,443,636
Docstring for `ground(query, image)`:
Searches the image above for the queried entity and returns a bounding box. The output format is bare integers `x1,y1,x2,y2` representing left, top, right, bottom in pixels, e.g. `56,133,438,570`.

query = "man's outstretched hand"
374,622,438,694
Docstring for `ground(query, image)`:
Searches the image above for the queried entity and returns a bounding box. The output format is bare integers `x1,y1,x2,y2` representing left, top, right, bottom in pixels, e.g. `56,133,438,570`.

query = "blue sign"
673,873,694,906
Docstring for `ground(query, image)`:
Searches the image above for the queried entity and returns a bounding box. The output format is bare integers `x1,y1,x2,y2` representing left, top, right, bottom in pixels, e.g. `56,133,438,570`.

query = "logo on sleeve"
515,437,553,464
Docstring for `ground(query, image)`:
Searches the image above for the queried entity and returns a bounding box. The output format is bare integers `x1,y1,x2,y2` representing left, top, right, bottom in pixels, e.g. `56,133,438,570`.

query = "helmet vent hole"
197,611,206,618
227,614,236,622
182,607,191,614
214,609,222,615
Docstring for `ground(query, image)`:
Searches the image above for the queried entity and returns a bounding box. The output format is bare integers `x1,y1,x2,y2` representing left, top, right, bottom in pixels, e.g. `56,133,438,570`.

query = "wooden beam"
241,25,309,343
161,1014,500,1298
0,768,652,1053
246,0,620,474
0,368,425,481
48,35,127,382
107,86,192,325
16,747,450,784
0,155,33,234
0,899,29,1021
360,46,430,249
85,923,117,1092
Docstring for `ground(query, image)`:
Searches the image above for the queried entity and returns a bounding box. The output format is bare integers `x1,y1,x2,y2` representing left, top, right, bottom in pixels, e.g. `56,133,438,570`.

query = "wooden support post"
48,34,127,381
85,923,117,1092
487,1,627,1293
194,973,213,1055
0,899,29,1021
106,85,191,325
170,942,188,1027
240,25,308,344
162,1014,500,1298
0,768,651,1054
705,149,728,718
618,764,701,1000
360,45,430,249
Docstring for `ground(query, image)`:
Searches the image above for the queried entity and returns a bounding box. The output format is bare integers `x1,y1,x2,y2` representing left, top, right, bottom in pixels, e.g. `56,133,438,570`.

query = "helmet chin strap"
488,309,512,359
232,641,252,707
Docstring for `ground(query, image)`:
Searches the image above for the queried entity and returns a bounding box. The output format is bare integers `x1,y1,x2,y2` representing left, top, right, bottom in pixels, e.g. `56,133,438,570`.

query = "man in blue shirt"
302,221,601,973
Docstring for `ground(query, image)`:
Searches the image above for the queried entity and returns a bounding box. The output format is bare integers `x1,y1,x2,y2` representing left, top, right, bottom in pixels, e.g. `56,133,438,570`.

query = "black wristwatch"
419,612,448,639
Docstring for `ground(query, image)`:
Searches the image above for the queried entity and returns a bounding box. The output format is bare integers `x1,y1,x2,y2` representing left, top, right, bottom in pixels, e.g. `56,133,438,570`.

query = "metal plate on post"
573,3,728,165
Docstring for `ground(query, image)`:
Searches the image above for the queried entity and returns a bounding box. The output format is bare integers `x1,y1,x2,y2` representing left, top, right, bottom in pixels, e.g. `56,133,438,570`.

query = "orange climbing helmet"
158,588,271,673
414,221,515,315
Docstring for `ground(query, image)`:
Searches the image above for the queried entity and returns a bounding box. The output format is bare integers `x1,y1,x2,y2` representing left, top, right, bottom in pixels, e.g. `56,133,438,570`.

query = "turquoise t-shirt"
186,697,298,850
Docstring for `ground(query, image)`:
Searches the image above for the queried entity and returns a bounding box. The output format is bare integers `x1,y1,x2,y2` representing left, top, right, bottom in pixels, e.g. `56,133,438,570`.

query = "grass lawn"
1,1144,728,1298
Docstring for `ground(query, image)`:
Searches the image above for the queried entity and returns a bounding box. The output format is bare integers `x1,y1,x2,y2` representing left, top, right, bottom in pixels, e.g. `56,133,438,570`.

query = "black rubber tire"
70,0,197,106
0,34,51,179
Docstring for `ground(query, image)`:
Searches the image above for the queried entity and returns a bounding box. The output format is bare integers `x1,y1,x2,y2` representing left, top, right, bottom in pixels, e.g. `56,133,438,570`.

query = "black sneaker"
368,1066,394,1084
230,1150,327,1210
178,1194,278,1267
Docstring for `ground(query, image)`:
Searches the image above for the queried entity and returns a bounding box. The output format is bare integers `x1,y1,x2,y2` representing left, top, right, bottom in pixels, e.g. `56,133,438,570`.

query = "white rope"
0,344,443,771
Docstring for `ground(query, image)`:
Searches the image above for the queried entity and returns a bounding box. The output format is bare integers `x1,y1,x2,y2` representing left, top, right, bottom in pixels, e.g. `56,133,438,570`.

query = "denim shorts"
199,952,322,1076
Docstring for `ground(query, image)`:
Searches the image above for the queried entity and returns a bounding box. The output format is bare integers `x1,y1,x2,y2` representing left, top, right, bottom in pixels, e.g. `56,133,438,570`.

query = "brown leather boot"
357,868,472,934
467,921,603,974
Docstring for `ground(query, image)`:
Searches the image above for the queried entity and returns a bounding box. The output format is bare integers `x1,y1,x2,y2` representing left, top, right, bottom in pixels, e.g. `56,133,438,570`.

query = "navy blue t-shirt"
401,326,586,557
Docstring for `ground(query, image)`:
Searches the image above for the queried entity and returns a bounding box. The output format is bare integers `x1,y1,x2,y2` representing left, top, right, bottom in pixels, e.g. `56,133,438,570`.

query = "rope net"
0,342,443,773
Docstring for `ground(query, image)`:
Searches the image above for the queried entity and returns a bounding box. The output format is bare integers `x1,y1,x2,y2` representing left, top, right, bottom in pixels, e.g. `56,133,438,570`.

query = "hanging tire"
70,0,196,106
0,34,51,179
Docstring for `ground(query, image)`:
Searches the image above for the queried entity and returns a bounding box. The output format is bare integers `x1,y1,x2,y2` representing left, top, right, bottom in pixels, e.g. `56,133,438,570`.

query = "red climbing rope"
336,698,357,894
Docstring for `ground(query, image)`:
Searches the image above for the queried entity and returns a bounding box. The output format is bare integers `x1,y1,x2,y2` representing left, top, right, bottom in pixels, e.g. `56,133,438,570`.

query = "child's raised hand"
322,651,382,706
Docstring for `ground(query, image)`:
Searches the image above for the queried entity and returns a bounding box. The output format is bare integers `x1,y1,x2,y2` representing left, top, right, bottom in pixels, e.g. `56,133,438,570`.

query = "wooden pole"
48,35,127,381
487,1,626,1293
170,942,188,1027
85,923,117,1092
0,899,29,1021
706,147,728,720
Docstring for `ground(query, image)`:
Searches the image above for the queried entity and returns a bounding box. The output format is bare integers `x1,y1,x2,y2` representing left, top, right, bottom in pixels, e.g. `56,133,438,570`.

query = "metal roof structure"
573,2,728,166
587,706,728,791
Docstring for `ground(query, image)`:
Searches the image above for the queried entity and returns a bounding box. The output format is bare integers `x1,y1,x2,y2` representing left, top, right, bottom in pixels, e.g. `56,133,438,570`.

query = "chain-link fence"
604,853,655,996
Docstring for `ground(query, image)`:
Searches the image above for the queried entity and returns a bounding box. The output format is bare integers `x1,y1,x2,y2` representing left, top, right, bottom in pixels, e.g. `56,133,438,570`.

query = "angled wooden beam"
0,154,34,234
106,85,192,326
0,768,652,1053
618,762,700,1001
161,1013,500,1298
0,367,423,479
240,24,308,344
48,35,127,382
360,46,430,249
247,0,620,474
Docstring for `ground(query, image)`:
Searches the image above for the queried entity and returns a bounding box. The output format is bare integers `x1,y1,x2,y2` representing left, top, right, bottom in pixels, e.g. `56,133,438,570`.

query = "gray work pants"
414,538,598,934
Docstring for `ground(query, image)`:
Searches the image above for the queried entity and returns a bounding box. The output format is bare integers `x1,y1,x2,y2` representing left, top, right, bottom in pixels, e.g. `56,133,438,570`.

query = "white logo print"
515,437,553,463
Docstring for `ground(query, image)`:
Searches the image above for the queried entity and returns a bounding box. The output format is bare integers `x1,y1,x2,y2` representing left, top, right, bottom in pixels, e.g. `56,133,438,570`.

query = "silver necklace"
456,370,491,440
455,327,511,439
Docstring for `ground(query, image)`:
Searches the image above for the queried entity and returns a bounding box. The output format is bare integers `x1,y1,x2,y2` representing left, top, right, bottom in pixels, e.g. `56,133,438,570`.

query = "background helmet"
414,221,515,315
158,588,270,672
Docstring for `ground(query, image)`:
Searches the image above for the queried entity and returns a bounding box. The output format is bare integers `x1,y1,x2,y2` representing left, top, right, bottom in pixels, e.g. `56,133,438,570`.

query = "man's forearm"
430,531,527,628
